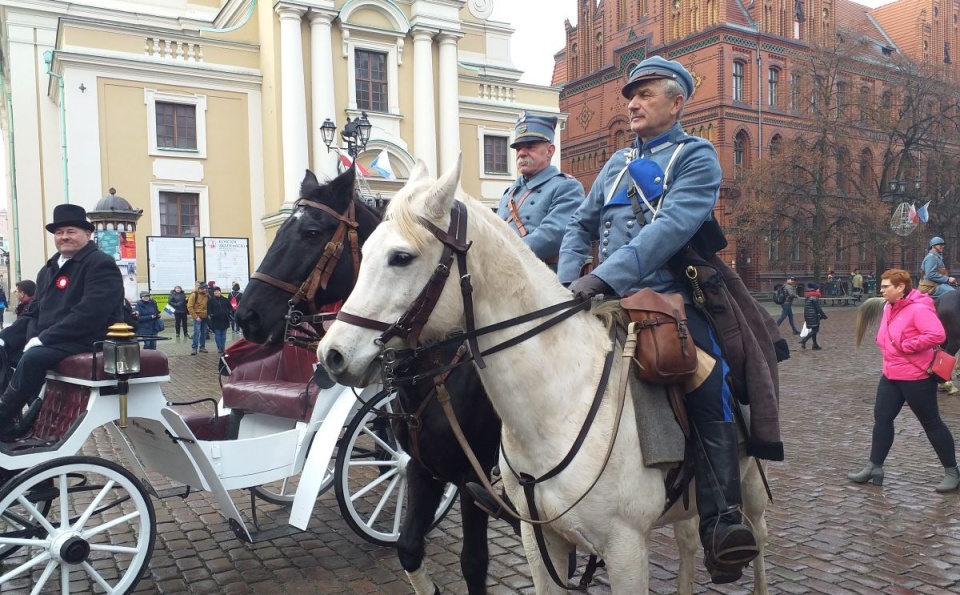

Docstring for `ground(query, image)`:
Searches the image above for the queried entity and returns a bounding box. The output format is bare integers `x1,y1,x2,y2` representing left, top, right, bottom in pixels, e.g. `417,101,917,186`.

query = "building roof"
552,49,568,87
835,0,895,48
871,0,926,59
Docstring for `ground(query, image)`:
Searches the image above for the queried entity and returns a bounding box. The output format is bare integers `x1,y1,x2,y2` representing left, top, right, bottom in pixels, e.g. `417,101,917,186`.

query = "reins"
252,199,360,315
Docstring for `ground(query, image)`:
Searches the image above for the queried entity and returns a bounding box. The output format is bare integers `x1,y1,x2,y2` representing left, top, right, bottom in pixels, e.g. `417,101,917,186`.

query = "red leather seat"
27,380,91,441
51,349,170,380
221,341,320,420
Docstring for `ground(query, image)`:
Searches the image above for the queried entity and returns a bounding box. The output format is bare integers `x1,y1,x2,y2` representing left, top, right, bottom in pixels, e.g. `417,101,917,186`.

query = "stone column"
436,32,461,175
412,28,437,176
309,9,339,181
276,4,309,206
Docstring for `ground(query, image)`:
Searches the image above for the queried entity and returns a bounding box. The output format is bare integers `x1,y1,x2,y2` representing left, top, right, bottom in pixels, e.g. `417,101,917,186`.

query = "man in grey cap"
497,112,584,270
558,56,764,583
0,204,123,441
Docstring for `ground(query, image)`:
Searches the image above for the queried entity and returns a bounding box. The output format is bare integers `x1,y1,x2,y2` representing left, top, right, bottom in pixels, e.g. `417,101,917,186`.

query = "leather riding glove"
568,274,613,302
23,337,43,352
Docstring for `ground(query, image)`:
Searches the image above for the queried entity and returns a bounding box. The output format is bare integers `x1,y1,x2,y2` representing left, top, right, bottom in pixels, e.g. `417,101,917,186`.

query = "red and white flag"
339,153,369,177
908,203,919,223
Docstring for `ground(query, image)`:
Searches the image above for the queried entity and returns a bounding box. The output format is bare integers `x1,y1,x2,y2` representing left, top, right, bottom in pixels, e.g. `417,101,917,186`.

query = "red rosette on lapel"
55,276,69,290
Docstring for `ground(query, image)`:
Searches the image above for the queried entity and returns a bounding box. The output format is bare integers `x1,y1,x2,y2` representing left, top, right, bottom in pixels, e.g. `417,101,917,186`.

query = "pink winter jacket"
875,289,946,381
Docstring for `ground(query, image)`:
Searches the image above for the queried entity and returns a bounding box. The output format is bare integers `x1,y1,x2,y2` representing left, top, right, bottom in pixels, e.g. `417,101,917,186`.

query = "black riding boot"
0,386,30,443
694,421,759,584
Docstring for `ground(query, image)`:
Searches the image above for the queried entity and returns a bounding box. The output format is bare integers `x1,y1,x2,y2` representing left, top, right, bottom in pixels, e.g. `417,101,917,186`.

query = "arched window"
768,67,780,107
733,61,745,101
858,86,870,122
733,131,749,178
859,148,873,190
836,148,850,193
615,129,626,149
707,123,714,141
769,134,783,156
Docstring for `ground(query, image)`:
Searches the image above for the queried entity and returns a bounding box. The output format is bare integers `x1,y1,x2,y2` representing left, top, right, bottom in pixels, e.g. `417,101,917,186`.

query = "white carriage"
0,337,456,593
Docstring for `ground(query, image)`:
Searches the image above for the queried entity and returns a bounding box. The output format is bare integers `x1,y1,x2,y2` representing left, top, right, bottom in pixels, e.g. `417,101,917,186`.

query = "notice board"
147,236,198,293
202,237,250,290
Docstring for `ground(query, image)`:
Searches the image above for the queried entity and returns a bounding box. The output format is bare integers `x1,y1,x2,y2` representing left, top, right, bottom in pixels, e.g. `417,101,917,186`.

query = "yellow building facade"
0,0,563,291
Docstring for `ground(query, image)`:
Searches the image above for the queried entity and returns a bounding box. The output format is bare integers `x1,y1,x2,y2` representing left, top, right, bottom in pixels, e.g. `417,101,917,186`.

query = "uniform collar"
518,165,559,189
635,123,686,155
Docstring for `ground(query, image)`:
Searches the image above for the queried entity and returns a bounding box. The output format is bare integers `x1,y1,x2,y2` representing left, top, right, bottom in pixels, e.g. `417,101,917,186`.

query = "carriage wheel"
0,456,156,593
0,477,53,561
335,389,458,546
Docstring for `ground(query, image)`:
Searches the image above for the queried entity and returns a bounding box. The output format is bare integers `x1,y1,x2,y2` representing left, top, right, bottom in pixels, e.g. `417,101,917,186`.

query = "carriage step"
229,518,303,544
153,485,191,499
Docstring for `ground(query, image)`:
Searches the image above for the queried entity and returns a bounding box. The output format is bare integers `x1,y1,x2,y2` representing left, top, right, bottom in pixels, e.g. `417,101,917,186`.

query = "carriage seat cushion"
221,341,320,420
51,349,170,381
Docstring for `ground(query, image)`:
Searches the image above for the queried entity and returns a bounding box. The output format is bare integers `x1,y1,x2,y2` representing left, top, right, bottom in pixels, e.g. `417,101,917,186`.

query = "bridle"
252,199,360,316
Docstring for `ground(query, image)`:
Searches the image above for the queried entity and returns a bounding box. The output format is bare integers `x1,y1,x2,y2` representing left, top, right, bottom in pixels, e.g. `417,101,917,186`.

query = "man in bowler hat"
496,112,584,270
0,204,123,441
558,56,764,583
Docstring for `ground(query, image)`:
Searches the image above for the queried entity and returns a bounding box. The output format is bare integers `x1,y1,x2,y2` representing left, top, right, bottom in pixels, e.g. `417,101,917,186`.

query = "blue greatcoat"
497,165,585,265
558,123,722,297
921,249,956,298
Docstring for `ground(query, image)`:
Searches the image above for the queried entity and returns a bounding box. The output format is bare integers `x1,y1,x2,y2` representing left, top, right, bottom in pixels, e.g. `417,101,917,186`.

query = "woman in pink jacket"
848,269,959,492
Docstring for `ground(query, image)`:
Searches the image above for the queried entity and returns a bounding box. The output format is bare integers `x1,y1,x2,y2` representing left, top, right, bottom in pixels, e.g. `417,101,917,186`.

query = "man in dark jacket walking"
0,204,123,441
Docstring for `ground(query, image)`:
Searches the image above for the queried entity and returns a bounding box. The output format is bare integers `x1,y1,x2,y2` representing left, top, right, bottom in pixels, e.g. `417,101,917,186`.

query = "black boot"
0,387,30,443
693,421,759,584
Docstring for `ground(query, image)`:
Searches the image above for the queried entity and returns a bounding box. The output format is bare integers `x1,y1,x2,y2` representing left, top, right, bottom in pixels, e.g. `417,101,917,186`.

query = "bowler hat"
622,56,696,100
511,112,558,148
46,204,95,233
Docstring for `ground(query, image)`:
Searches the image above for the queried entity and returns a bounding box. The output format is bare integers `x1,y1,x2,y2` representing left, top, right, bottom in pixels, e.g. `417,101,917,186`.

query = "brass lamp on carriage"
103,322,140,428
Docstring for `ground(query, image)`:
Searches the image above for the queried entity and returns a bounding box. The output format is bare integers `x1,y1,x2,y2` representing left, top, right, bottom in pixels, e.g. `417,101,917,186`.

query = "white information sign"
203,237,250,290
147,236,198,293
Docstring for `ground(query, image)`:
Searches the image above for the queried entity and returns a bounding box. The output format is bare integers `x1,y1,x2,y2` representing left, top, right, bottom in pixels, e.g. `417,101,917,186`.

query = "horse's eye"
388,251,415,267
304,230,321,240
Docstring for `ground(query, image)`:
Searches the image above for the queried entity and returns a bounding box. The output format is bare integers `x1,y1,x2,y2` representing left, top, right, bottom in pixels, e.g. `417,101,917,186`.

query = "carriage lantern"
103,322,141,428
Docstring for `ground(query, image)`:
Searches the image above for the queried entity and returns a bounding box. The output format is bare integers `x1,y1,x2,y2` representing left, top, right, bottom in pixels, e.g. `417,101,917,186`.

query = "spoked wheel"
0,477,53,561
335,389,458,546
0,456,156,593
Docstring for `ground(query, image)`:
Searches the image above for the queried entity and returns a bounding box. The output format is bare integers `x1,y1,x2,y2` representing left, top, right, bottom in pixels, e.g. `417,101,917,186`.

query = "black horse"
236,168,502,594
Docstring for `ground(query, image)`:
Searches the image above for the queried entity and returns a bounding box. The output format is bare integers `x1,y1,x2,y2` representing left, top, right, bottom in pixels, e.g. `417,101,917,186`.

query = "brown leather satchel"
620,288,699,384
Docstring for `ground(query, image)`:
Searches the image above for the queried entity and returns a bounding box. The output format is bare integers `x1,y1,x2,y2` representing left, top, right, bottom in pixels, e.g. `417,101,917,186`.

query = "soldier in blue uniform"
496,113,584,270
920,236,956,298
558,56,759,583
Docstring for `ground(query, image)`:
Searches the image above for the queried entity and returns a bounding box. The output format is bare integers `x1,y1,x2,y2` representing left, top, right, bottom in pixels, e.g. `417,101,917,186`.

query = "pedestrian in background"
14,280,35,318
800,282,827,350
847,268,958,492
132,291,161,350
229,282,243,334
775,277,801,335
188,283,210,355
207,287,232,355
0,285,7,329
168,285,189,339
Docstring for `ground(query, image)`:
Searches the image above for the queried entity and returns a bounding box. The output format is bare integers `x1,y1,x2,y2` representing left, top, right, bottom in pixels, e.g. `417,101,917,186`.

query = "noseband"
336,200,487,369
252,199,360,315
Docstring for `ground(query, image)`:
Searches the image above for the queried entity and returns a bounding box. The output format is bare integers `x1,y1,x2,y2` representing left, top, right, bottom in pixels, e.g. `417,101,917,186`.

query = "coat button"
601,248,608,256
627,220,635,228
603,230,610,237
529,201,535,205
602,239,609,246
604,221,612,229
654,176,662,184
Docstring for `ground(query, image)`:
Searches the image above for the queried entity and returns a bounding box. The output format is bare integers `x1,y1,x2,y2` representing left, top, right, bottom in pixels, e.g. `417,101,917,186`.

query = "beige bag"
918,279,938,295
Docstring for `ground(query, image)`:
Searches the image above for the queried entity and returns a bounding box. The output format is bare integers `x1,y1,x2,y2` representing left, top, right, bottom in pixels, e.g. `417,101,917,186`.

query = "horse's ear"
329,165,357,201
424,154,461,220
300,169,320,197
408,159,430,182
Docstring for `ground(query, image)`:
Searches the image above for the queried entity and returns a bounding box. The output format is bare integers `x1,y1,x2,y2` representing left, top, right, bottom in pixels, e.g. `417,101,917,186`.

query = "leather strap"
504,188,534,238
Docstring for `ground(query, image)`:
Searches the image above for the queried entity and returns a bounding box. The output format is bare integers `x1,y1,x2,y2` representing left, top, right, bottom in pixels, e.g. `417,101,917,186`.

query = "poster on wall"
203,237,250,291
97,230,139,302
147,236,197,293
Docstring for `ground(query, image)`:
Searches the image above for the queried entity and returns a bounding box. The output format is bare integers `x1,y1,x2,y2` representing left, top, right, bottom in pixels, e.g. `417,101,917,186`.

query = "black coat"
133,298,161,336
207,295,233,331
167,290,188,314
0,241,123,355
803,293,828,326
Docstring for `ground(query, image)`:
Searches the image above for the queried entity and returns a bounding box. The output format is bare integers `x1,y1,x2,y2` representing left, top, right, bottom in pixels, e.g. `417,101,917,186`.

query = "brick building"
554,0,960,290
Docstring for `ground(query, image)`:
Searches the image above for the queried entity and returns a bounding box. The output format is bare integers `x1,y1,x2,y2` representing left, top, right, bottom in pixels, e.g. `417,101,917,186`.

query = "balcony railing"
478,84,516,103
145,38,204,62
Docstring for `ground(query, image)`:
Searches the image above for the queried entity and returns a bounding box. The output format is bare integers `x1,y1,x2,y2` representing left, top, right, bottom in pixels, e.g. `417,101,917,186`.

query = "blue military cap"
621,56,696,100
511,112,558,148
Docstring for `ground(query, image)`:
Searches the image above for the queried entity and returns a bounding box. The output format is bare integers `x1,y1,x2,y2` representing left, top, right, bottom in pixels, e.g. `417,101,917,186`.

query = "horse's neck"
462,213,613,439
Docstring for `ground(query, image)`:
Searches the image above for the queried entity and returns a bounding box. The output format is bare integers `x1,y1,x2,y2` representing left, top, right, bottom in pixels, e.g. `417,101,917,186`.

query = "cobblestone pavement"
3,306,960,594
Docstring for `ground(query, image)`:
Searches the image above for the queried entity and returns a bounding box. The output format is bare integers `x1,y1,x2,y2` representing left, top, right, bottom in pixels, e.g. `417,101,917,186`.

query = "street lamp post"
884,175,923,269
320,111,372,161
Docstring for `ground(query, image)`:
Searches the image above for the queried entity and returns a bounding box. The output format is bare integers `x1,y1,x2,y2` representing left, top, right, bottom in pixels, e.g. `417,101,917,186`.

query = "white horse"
319,159,769,594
